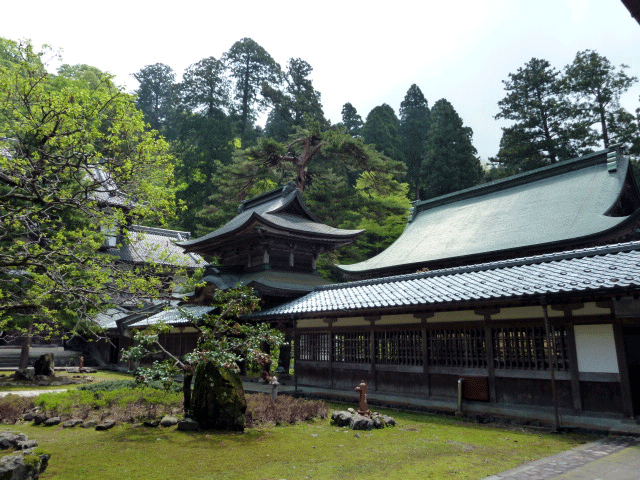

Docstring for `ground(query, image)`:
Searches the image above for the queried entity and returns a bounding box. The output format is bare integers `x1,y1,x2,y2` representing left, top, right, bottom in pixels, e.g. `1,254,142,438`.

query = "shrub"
0,394,35,423
77,379,137,392
246,394,328,427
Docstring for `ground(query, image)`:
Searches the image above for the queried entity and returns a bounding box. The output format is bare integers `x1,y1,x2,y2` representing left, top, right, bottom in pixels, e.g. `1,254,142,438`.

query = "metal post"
456,378,465,416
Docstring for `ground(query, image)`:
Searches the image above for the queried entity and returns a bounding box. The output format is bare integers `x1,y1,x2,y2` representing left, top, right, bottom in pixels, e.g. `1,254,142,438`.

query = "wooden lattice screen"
374,329,423,366
333,332,370,364
492,326,569,371
298,332,330,361
427,327,487,368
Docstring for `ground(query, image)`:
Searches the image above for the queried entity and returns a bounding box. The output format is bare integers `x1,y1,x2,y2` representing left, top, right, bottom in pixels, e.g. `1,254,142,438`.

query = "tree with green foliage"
494,58,586,173
340,102,364,137
179,56,229,118
399,84,430,199
563,50,638,148
363,104,403,162
420,99,483,199
122,285,284,430
133,63,177,134
264,58,325,139
0,41,177,367
224,38,281,146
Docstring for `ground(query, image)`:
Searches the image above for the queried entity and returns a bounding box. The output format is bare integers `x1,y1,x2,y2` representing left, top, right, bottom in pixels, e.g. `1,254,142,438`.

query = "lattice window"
427,327,487,368
333,332,370,364
492,326,569,371
297,332,330,361
375,329,423,366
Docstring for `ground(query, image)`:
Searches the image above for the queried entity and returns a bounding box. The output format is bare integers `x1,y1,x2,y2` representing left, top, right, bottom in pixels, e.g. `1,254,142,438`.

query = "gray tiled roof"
203,269,332,293
253,241,640,318
179,186,363,252
115,225,207,268
339,149,639,275
93,307,132,329
128,305,216,327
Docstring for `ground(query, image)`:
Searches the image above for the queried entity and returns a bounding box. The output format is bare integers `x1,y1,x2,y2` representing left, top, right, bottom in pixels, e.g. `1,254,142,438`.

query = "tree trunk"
18,321,33,369
183,372,193,414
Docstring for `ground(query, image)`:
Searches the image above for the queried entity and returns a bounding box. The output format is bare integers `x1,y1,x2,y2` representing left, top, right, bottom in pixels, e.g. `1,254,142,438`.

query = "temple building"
254,147,640,428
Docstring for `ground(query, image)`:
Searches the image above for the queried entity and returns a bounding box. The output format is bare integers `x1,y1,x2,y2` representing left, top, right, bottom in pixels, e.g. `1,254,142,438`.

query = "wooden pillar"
565,319,582,413
415,312,433,398
612,312,634,418
365,316,379,391
324,318,336,389
476,308,500,403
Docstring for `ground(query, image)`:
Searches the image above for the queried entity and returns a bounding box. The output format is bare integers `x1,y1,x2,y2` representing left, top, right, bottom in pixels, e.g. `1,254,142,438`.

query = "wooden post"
542,299,560,432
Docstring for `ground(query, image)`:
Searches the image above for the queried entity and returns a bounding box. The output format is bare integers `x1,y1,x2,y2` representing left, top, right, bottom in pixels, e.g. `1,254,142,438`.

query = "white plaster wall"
574,324,619,373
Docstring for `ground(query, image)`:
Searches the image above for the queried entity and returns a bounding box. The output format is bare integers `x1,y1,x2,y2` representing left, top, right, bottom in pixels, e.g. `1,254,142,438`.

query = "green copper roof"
339,149,640,276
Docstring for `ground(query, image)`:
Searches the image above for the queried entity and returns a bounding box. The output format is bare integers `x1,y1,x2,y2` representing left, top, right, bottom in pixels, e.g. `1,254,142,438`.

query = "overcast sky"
3,0,639,161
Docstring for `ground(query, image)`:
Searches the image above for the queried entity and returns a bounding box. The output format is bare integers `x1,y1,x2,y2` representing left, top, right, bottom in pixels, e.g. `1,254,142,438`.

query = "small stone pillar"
355,380,371,416
271,376,280,400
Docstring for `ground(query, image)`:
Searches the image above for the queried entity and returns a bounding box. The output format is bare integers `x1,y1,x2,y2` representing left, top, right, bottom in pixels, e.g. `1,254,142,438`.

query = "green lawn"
0,370,134,392
3,407,594,480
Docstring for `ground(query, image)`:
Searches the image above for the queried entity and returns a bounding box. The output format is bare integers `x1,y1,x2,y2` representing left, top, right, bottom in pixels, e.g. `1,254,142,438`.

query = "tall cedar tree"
179,56,230,117
494,58,586,173
224,38,281,146
563,50,638,148
399,84,430,200
133,63,177,135
341,102,364,137
420,99,483,199
363,104,403,162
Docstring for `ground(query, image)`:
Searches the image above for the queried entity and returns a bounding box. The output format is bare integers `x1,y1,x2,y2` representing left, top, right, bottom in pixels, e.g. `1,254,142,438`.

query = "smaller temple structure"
178,182,364,307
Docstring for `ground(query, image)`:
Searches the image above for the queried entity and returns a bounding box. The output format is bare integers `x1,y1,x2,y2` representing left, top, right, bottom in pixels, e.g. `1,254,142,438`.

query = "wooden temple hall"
250,147,640,427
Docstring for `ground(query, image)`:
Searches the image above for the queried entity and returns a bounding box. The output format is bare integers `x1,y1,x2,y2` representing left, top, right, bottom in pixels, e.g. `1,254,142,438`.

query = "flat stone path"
484,436,640,480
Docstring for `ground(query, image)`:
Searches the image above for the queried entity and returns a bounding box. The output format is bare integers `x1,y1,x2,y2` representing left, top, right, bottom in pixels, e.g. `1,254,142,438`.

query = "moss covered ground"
3,406,594,480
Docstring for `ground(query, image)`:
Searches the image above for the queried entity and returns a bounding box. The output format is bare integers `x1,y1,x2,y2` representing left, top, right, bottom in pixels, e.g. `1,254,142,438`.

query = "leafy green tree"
0,42,177,367
399,84,430,199
494,58,587,172
0,37,23,67
121,285,284,429
363,104,403,161
420,99,483,199
564,50,638,148
132,63,177,134
340,102,364,137
56,64,109,90
224,38,281,146
179,56,229,117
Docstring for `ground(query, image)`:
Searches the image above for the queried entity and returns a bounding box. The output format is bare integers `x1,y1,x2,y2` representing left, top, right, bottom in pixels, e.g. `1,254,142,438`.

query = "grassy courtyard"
3,405,594,480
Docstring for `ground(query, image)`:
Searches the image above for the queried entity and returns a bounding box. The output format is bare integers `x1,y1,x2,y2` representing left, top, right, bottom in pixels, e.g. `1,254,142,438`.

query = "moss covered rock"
191,362,247,431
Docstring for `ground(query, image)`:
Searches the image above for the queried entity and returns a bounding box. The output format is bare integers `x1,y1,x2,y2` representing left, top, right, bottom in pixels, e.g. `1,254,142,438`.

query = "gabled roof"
203,269,332,296
113,225,207,268
253,240,640,319
339,148,640,277
178,183,363,255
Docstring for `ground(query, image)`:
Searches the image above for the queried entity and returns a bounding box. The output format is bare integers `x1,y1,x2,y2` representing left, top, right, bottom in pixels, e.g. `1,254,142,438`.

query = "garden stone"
81,420,98,429
0,453,49,480
22,412,34,422
62,419,84,428
0,432,28,450
43,417,61,427
160,415,178,427
34,354,55,377
383,415,396,427
330,411,352,427
177,418,199,431
95,420,116,431
32,415,46,426
191,362,247,431
143,420,160,428
373,416,385,429
13,368,35,382
16,440,39,450
350,413,374,431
